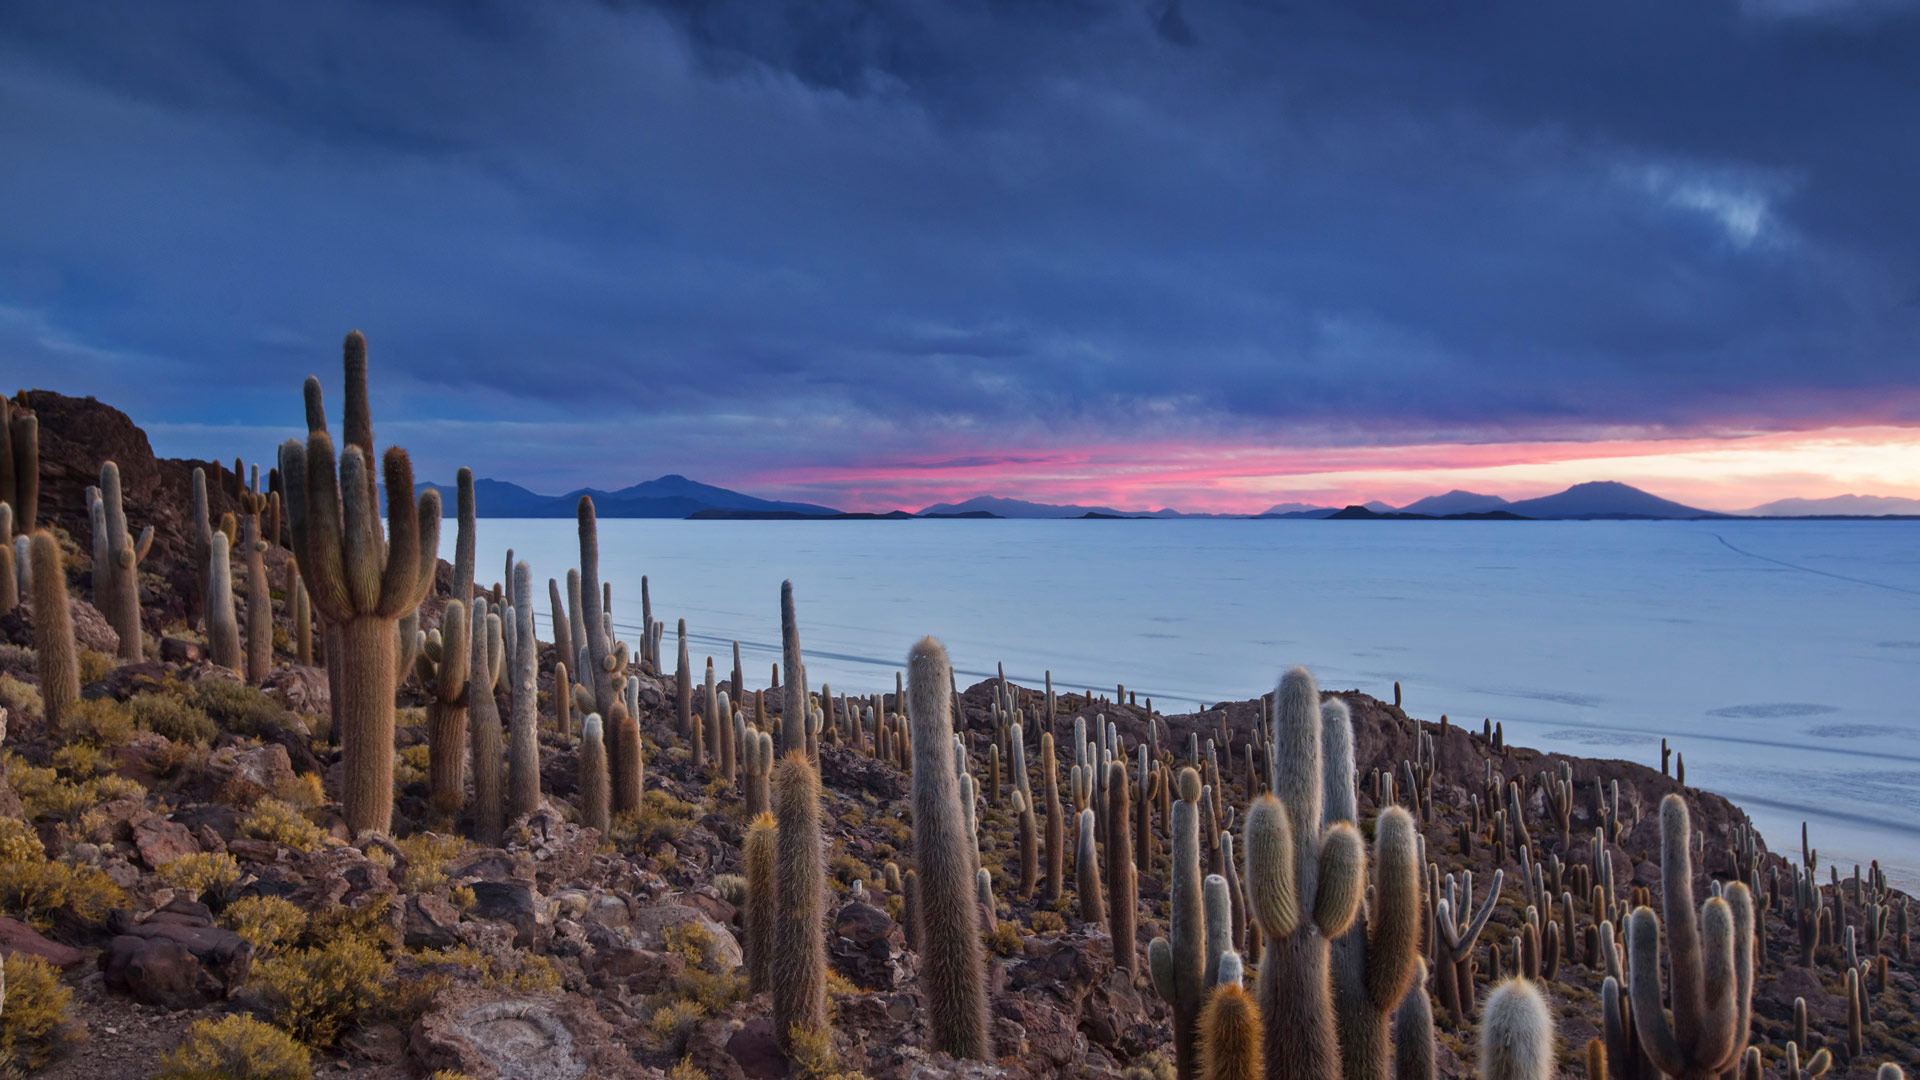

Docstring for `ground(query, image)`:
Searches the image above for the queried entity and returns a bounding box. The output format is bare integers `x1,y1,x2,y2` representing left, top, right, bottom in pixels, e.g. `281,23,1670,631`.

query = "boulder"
100,899,253,1009
132,815,200,870
261,664,329,718
629,901,743,970
404,892,465,950
830,900,907,990
204,743,295,805
410,987,649,1080
0,916,86,969
468,880,544,950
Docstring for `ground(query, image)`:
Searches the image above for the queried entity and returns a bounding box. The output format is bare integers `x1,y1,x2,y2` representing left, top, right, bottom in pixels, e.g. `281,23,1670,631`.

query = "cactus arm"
1364,806,1423,1012
373,448,420,617
1626,907,1690,1077
1243,794,1299,938
1313,822,1364,938
298,434,351,620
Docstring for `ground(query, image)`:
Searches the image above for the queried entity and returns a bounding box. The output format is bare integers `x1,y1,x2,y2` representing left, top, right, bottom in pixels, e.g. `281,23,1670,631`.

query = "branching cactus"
578,712,610,833
1249,667,1365,1080
1479,979,1555,1080
1200,952,1262,1080
1321,695,1423,1080
743,724,774,818
1626,795,1755,1080
97,462,153,661
745,811,778,995
1150,767,1207,1080
28,532,79,727
452,468,476,601
771,751,827,1054
280,332,441,836
1436,868,1504,1024
907,636,990,1060
414,599,471,816
207,531,243,672
467,596,506,847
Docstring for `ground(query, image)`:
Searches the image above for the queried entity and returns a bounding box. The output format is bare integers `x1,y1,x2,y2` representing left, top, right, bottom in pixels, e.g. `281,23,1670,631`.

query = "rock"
676,885,735,927
831,900,907,990
410,987,648,1080
726,1016,786,1080
261,664,329,718
404,893,464,950
1,595,120,654
0,916,86,969
820,745,909,801
684,1015,749,1080
160,637,204,664
100,900,253,1009
587,947,684,993
341,1021,409,1066
84,660,168,702
449,847,530,884
204,743,295,804
513,807,598,886
629,901,743,970
132,816,200,870
468,880,544,950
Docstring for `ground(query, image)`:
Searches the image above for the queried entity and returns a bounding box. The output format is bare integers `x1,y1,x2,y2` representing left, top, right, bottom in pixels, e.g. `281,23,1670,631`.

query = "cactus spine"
907,636,990,1060
280,332,440,836
28,532,79,726
771,751,827,1054
1108,758,1137,970
1077,808,1105,924
779,580,808,756
1324,694,1423,1080
1043,730,1065,903
207,531,243,672
1626,795,1754,1080
743,725,774,818
1014,787,1039,898
1252,666,1365,1080
575,498,628,781
578,712,609,832
1150,766,1208,1080
1392,959,1436,1080
1200,952,1263,1080
1478,979,1554,1080
745,811,778,995
415,599,471,816
240,492,271,683
507,561,541,820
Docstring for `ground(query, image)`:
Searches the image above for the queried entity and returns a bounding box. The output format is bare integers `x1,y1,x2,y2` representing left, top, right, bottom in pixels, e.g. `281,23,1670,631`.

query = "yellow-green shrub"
274,773,325,811
54,695,135,747
184,680,299,738
5,751,145,823
130,692,218,746
0,954,78,1071
154,1013,313,1080
221,895,308,957
160,851,242,896
0,857,127,929
0,675,42,723
250,935,393,1047
0,818,44,864
237,799,328,852
646,999,706,1049
77,649,115,686
395,831,468,893
394,744,430,788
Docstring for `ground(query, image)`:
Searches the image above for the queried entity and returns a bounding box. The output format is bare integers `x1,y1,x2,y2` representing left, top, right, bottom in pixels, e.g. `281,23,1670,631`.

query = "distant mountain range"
417,474,838,518
424,475,1917,521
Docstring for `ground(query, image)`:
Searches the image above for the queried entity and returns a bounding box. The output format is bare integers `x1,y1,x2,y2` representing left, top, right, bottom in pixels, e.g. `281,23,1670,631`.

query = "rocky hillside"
0,384,1911,1080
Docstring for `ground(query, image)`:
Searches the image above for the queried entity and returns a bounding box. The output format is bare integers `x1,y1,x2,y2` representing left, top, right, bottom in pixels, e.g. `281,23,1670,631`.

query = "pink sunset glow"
734,425,1920,515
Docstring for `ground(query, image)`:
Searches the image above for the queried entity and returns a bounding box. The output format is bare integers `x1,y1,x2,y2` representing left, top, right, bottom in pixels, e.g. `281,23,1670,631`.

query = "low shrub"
236,798,329,853
130,692,217,746
154,1013,313,1080
0,954,78,1071
221,895,308,957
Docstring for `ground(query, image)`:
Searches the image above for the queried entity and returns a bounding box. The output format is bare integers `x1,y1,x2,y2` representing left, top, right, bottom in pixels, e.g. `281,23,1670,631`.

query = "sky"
1,0,1917,514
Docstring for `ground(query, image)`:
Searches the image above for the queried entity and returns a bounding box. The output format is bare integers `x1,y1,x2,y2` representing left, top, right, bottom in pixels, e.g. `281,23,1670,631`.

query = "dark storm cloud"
0,0,1915,492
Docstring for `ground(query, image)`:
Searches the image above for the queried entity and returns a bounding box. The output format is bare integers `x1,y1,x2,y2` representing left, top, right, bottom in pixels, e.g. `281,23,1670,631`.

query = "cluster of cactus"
89,461,153,661
1149,767,1208,1079
466,596,507,845
0,398,38,533
280,332,441,836
413,599,474,816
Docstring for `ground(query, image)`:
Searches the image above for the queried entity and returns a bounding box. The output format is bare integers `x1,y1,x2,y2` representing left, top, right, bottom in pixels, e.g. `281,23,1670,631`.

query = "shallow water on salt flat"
476,517,1920,888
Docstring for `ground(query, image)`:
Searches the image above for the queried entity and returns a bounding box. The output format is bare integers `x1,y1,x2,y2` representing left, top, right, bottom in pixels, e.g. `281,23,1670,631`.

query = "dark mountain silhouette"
1397,489,1510,515
1503,481,1716,519
418,474,840,518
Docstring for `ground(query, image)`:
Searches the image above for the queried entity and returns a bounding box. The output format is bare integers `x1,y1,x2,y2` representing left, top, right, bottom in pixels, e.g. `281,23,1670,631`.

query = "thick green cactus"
779,580,808,756
742,721,774,817
576,711,609,832
280,332,441,836
206,531,243,672
1392,958,1435,1080
1626,795,1754,1080
575,497,628,781
907,636,990,1060
452,468,476,601
745,811,778,995
96,462,153,661
239,489,272,684
1323,695,1423,1080
0,505,16,614
675,621,693,747
1150,766,1207,1080
28,532,79,727
1200,952,1262,1080
414,599,471,816
1107,758,1137,970
1014,787,1038,898
1077,808,1105,924
1042,730,1065,903
1252,667,1364,1080
467,596,506,846
1479,979,1554,1080
609,700,642,815
188,468,211,630
771,751,827,1054
507,561,541,821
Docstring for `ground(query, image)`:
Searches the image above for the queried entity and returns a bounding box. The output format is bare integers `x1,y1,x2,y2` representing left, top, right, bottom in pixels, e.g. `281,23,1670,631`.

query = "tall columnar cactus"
771,751,827,1054
97,462,152,661
1200,953,1263,1080
578,712,610,832
188,468,211,629
745,811,778,995
468,596,506,846
1323,697,1423,1080
1042,731,1065,902
1625,795,1754,1080
281,332,441,836
1250,666,1365,1080
452,468,476,601
1107,758,1138,970
907,636,990,1060
611,701,643,816
507,562,541,820
1150,767,1207,1080
779,580,810,756
575,497,628,779
28,532,79,727
1077,808,1105,923
675,621,693,744
1478,979,1555,1080
414,599,471,816
239,490,273,684
0,400,39,532
0,505,16,613
1392,958,1436,1080
743,725,774,818
1014,788,1039,898
205,531,243,672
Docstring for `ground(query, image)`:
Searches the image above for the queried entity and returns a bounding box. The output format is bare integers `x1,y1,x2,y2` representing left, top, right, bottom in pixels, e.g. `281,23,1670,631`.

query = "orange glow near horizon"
741,425,1920,514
